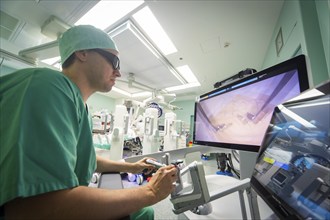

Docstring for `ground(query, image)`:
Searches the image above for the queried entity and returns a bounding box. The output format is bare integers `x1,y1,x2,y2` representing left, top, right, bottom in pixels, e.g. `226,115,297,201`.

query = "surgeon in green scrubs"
0,25,177,220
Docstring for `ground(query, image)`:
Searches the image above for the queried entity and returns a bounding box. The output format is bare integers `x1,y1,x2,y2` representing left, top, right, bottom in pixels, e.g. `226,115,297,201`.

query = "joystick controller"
146,159,165,169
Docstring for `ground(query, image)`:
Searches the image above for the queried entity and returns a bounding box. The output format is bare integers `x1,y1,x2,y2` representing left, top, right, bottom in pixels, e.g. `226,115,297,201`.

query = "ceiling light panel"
111,86,132,97
110,21,183,90
0,10,19,40
165,82,201,92
75,0,144,30
176,65,200,83
40,56,60,66
132,6,177,56
131,91,152,98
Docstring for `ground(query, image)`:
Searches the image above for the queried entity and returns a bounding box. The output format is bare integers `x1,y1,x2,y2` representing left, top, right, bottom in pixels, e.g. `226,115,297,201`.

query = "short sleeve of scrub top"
0,68,96,206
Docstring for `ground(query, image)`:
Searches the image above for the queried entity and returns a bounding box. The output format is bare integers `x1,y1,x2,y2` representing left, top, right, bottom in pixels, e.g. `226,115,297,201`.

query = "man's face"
86,49,121,93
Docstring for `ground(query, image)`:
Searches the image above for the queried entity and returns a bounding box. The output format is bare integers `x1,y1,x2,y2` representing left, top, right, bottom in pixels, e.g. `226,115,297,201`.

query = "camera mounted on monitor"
214,68,257,89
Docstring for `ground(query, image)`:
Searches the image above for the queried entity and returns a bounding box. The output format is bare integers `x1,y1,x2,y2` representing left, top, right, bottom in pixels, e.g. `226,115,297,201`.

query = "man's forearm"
95,155,134,173
5,185,157,220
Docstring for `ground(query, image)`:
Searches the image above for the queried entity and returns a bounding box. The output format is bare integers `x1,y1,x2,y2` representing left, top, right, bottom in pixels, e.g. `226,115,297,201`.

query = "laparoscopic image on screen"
195,69,301,146
253,92,330,219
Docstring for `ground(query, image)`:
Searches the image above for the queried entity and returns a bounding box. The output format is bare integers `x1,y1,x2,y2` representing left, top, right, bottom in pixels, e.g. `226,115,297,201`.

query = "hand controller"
146,159,165,169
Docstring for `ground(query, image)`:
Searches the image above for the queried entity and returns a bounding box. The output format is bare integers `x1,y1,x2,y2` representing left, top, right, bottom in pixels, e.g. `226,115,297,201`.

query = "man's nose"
115,70,121,77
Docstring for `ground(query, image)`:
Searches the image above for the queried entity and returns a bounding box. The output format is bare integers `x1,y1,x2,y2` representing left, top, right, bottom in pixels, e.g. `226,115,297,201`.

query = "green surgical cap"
59,25,118,64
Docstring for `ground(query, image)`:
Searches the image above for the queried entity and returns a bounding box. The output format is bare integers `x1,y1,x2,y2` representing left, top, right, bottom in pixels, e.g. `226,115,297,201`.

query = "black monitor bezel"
250,176,299,219
250,80,330,219
193,55,310,152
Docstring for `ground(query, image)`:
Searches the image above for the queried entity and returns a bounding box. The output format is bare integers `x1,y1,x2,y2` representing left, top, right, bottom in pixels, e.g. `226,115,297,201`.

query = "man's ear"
74,50,88,62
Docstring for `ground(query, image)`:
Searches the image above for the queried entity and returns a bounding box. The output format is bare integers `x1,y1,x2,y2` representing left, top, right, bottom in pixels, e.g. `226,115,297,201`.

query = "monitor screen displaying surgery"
251,81,330,219
193,55,309,152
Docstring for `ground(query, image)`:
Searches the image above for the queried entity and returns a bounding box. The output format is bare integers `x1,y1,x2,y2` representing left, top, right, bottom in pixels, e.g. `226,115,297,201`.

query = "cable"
227,153,240,179
232,150,240,164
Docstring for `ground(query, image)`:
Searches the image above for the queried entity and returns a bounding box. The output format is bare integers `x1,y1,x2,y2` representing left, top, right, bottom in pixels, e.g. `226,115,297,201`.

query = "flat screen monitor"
251,80,330,219
193,55,310,152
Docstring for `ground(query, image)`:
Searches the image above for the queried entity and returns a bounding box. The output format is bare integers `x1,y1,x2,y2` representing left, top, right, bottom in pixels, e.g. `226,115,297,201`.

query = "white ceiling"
0,0,284,102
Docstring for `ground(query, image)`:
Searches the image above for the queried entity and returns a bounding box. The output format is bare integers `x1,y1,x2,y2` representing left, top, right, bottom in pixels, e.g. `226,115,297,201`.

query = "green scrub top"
0,68,96,206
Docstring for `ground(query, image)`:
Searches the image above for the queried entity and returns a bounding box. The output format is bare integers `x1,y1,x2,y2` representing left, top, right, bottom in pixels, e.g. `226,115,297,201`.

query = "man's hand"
129,157,158,174
145,165,178,202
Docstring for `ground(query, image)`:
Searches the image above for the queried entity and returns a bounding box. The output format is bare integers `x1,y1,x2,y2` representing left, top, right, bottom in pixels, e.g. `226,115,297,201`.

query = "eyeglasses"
92,49,120,70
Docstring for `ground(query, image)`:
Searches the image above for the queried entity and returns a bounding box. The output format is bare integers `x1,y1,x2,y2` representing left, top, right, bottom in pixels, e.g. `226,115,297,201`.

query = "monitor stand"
239,150,259,179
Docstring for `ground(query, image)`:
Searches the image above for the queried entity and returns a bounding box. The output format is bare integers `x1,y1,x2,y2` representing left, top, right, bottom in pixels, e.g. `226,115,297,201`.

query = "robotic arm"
146,157,210,214
170,161,210,214
146,153,260,218
170,162,255,218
